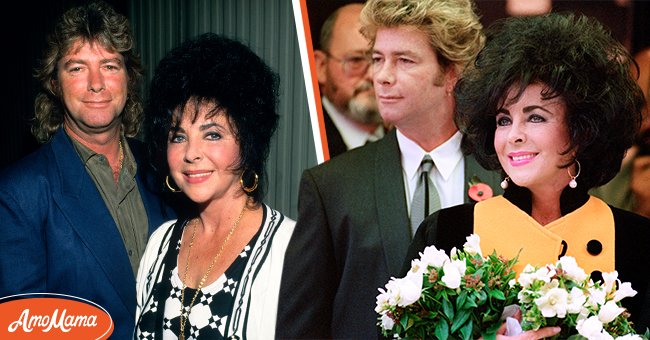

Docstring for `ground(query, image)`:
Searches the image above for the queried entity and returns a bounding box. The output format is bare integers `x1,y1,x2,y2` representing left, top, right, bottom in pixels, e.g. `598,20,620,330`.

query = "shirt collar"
397,129,463,181
65,129,136,177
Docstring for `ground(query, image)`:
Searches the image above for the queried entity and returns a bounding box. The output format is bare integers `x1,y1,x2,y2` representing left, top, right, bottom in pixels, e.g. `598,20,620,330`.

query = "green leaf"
435,320,449,340
463,296,478,309
480,329,497,340
451,310,471,333
456,290,467,310
442,297,454,321
400,313,410,330
459,319,473,340
476,290,488,304
489,289,506,300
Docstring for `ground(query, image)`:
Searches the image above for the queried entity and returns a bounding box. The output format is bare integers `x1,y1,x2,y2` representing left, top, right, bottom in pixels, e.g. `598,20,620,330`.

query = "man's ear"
50,79,59,96
314,50,328,86
445,66,459,95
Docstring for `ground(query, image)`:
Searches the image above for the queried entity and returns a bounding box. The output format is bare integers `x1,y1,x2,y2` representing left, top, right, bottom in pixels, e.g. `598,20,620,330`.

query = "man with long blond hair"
277,0,502,337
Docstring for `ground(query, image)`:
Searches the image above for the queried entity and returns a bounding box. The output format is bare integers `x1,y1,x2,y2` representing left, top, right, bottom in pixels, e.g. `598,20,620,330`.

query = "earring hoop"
500,177,510,190
165,175,181,193
240,170,259,193
568,160,581,189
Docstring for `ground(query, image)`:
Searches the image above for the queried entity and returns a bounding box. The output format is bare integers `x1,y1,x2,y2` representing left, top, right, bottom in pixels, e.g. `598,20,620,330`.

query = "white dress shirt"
397,129,465,215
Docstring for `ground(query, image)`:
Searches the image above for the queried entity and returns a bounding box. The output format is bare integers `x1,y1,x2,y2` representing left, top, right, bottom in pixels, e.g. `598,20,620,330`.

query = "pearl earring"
500,177,509,190
568,160,581,189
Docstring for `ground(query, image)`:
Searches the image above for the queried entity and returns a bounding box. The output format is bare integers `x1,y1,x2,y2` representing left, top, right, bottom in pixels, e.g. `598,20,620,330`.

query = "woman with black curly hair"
404,12,650,336
134,33,295,339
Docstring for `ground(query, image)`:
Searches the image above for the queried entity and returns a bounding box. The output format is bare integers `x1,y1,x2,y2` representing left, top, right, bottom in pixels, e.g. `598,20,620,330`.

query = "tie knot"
420,155,434,173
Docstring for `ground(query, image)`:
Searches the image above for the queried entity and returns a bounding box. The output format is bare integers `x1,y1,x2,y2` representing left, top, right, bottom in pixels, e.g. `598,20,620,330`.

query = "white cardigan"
135,205,295,339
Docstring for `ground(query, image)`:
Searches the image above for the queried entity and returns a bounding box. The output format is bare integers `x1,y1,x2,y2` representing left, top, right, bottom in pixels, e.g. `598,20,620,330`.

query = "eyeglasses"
325,51,371,77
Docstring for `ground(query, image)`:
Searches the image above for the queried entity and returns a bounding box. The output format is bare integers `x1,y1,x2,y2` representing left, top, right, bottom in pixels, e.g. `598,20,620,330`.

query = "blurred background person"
406,13,650,333
135,33,295,339
592,46,650,219
314,3,383,159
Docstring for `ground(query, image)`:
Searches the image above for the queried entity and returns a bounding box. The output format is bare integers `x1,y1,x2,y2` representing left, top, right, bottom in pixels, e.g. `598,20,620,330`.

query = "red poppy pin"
468,176,493,202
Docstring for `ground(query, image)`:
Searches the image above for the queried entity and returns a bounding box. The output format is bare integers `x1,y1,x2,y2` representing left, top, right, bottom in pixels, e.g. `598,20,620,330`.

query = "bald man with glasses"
314,3,383,159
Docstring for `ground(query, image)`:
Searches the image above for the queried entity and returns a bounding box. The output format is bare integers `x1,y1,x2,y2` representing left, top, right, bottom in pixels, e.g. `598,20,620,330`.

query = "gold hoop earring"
568,160,581,189
240,171,258,193
165,175,182,193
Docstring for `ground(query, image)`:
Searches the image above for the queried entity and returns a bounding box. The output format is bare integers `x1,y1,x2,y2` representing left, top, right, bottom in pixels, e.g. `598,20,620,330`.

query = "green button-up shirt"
68,132,149,276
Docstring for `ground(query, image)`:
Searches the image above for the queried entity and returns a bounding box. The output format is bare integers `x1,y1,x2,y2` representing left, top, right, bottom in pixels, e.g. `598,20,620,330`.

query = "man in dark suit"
0,2,173,339
314,3,384,158
276,0,502,338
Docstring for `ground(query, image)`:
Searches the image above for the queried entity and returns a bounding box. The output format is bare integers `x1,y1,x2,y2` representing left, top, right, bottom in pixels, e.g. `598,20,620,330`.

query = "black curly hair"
145,33,280,204
455,13,645,190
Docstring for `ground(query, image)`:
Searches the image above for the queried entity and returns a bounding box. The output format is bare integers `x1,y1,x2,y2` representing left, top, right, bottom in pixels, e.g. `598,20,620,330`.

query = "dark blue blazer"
0,129,174,339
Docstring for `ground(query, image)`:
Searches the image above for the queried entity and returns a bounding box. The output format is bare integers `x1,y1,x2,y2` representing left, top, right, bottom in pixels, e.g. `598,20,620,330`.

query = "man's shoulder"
307,140,385,177
0,143,54,185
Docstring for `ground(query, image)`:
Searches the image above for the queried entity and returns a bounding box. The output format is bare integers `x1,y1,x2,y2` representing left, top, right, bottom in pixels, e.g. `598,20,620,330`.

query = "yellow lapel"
474,196,615,275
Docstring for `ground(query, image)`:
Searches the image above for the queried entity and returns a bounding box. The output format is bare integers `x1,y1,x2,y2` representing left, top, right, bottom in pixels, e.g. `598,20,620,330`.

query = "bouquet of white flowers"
376,234,647,340
376,234,519,339
514,256,644,339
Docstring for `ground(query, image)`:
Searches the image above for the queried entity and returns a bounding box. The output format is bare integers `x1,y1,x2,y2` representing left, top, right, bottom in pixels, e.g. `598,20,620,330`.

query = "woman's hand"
494,322,560,339
480,307,561,340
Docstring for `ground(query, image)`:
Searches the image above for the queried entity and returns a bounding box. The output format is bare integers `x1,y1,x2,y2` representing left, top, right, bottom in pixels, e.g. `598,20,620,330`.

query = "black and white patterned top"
136,205,296,340
136,219,260,340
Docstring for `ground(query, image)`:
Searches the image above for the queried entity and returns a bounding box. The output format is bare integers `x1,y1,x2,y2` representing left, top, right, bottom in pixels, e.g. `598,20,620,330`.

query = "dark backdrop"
2,0,127,170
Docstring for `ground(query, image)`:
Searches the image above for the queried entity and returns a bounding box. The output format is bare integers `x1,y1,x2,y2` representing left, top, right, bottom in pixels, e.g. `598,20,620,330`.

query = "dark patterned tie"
410,155,441,237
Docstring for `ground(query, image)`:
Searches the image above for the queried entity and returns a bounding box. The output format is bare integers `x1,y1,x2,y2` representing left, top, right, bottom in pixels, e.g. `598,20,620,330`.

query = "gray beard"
348,97,382,125
346,80,381,125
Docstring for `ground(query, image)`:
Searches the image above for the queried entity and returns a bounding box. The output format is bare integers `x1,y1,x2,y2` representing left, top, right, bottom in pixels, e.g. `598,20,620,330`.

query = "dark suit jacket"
0,129,174,340
276,129,502,339
323,105,348,159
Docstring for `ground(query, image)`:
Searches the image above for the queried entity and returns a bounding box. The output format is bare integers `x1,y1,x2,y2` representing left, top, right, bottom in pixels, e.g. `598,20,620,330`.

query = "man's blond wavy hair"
360,0,484,74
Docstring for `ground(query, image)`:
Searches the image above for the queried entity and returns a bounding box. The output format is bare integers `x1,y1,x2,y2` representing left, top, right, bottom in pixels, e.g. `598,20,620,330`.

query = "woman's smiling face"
494,83,575,193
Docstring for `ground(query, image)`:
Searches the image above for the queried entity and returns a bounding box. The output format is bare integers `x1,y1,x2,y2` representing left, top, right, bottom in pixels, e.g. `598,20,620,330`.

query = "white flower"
598,300,625,324
558,256,588,282
535,287,569,318
614,282,637,302
463,234,482,256
380,311,395,330
577,316,613,340
408,258,426,276
441,259,466,289
517,265,539,288
396,272,424,307
602,271,619,295
419,245,450,269
567,286,588,314
376,272,423,310
587,285,607,308
375,288,391,313
534,266,556,283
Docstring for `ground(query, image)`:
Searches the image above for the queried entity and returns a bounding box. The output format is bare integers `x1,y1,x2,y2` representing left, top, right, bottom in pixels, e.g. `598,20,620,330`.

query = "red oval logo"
0,293,113,339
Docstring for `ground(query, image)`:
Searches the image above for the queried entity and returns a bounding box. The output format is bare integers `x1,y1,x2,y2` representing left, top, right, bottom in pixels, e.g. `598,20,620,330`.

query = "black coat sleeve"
400,204,475,276
276,169,337,339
